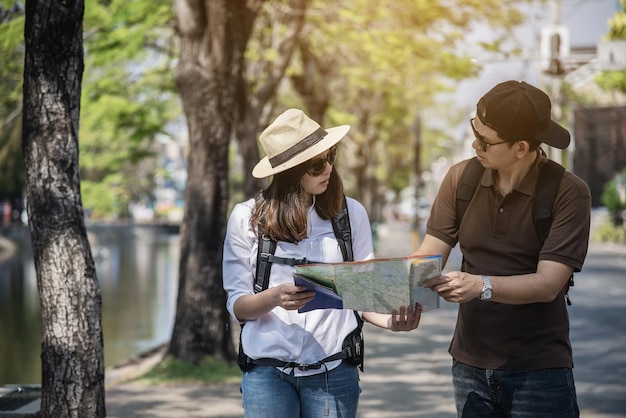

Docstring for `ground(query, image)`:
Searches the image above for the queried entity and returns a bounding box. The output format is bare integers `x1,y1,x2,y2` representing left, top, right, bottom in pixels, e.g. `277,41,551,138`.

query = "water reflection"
0,225,179,385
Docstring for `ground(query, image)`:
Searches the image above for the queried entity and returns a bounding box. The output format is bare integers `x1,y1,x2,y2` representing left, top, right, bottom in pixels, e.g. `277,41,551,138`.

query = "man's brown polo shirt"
426,154,591,369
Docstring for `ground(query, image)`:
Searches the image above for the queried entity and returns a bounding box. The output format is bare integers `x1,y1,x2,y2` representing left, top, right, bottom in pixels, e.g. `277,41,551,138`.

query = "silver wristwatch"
480,275,493,301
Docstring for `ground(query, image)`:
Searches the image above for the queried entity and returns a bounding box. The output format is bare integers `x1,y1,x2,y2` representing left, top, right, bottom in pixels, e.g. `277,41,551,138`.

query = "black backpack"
237,195,365,371
456,157,574,305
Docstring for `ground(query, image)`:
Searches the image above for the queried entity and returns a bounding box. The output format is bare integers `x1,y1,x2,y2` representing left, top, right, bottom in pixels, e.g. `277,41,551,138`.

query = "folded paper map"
293,255,441,314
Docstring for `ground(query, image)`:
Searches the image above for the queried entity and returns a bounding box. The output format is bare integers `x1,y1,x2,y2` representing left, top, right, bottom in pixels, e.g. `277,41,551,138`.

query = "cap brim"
536,120,570,149
252,125,350,178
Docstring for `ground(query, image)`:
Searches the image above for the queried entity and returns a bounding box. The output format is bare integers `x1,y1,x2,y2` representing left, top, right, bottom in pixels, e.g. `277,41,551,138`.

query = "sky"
562,0,619,46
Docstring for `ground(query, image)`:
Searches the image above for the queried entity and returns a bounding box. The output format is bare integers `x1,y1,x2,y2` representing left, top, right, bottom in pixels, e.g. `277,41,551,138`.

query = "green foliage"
81,180,126,219
596,68,626,93
602,179,623,213
78,0,179,218
4,0,536,218
607,0,626,39
134,356,241,386
601,169,626,213
0,0,179,219
273,0,531,202
601,169,626,237
0,3,25,200
596,0,626,94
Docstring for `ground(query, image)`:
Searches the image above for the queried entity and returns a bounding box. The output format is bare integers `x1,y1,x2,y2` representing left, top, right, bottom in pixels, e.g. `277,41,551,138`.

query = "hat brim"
252,125,350,178
536,120,570,149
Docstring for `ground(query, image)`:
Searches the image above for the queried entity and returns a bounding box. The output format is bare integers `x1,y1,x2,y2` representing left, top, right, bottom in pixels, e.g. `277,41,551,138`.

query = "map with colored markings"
294,255,441,314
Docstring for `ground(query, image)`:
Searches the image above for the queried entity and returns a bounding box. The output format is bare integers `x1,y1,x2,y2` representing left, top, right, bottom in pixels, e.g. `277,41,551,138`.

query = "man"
415,80,590,417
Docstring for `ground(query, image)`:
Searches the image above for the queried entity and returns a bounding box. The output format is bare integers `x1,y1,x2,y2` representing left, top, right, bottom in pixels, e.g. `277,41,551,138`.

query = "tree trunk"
167,0,261,364
22,0,105,416
235,0,310,200
234,104,267,199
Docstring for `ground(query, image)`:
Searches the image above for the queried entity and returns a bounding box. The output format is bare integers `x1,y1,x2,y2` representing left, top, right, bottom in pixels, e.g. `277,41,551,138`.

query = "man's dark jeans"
452,359,579,417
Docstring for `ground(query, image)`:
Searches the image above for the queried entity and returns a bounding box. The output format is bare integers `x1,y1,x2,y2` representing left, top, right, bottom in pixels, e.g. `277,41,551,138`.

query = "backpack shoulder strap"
331,196,365,329
533,159,565,243
254,232,276,294
331,195,354,262
532,159,573,304
456,157,485,229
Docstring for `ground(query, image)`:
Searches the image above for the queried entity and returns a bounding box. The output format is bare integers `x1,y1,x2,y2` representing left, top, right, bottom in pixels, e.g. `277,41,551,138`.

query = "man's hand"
424,272,481,304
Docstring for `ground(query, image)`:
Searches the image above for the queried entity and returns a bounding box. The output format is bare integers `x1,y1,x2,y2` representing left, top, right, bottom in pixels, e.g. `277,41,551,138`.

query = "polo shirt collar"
480,151,546,196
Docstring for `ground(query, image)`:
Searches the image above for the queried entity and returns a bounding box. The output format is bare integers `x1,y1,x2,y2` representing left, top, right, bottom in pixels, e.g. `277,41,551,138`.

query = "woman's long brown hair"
250,160,344,243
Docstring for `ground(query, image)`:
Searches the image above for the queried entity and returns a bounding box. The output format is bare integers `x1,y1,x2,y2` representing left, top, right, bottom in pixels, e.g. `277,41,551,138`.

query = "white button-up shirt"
223,197,374,376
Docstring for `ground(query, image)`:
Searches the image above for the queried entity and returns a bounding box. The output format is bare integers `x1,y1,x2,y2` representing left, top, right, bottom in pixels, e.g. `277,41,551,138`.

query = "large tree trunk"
167,0,261,364
22,0,105,416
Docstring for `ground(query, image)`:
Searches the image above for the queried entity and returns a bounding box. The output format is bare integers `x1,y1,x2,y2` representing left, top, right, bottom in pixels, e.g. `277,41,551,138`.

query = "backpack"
456,157,574,305
237,195,365,371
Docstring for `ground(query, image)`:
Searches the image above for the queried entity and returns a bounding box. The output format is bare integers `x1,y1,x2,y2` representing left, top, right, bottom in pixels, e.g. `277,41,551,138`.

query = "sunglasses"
307,146,337,176
470,118,508,152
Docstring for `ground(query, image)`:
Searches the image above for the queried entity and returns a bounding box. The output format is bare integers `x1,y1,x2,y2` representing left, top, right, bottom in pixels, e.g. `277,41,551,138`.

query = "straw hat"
252,109,350,178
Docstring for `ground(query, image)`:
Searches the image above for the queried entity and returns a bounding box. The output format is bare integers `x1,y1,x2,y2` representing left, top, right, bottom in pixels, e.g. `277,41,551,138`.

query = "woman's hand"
272,283,316,311
362,304,422,332
234,284,315,321
388,304,422,332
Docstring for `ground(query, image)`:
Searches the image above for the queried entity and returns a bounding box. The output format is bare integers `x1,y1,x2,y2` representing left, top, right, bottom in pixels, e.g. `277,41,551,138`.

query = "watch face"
482,289,493,300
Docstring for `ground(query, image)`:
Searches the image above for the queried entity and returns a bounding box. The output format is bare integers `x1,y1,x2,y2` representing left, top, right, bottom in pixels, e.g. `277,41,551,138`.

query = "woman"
223,109,421,418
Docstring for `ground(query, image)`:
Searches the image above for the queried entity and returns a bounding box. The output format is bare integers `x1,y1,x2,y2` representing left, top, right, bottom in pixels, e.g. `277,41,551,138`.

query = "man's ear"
515,140,531,157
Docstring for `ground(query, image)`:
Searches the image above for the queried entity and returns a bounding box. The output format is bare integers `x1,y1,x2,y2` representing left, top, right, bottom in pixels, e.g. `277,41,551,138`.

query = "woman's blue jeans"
240,360,360,418
452,360,579,417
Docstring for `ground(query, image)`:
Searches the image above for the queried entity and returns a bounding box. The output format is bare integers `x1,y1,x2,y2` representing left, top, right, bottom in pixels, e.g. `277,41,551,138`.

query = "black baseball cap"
476,80,570,149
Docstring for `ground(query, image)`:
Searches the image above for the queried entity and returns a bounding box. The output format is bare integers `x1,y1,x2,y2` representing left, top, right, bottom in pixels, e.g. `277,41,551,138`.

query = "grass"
133,355,242,386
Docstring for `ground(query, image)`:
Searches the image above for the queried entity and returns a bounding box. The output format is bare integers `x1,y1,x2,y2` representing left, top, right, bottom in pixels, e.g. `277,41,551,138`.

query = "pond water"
0,225,179,385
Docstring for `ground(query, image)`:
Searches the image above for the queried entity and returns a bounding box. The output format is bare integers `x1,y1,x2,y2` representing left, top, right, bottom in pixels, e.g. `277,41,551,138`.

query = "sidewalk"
106,219,626,418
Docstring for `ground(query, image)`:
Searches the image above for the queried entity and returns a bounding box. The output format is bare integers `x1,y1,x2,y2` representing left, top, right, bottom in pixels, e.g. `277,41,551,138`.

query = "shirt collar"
480,152,546,196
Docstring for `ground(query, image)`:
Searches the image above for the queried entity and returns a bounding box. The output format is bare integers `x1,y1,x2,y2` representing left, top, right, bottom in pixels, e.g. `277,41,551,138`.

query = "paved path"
106,219,626,417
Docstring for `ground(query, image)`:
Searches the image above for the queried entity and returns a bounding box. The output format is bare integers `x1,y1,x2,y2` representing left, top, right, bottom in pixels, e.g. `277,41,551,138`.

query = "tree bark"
167,0,262,364
22,0,105,416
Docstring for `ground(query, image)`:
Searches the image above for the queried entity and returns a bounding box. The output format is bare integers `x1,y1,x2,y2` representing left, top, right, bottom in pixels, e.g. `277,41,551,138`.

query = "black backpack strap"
533,159,565,243
332,195,354,262
254,232,276,294
533,159,573,304
331,196,364,369
456,157,485,230
456,158,484,270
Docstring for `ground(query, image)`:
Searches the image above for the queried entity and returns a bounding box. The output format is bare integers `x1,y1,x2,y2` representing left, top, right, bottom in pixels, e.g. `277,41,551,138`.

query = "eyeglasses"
307,146,337,176
470,118,508,152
